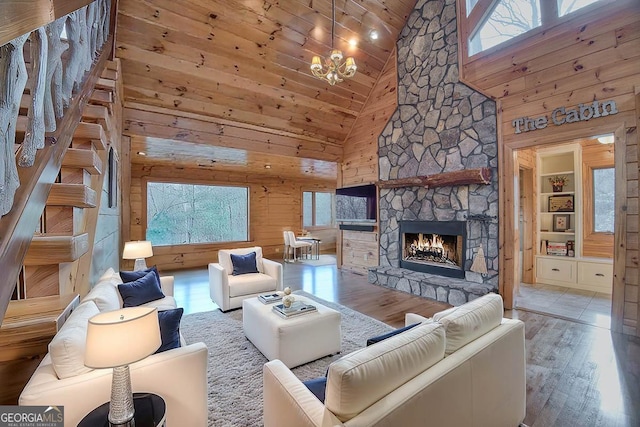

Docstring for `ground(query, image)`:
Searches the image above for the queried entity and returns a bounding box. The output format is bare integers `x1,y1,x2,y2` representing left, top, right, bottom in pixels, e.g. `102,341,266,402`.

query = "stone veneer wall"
370,0,499,304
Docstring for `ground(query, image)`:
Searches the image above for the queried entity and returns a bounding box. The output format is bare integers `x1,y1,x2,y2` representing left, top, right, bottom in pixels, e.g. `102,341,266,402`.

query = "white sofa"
19,268,208,427
209,246,283,311
263,293,526,427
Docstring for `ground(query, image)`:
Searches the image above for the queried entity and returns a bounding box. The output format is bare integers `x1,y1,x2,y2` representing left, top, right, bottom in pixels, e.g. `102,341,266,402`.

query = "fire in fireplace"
399,221,466,279
404,233,461,267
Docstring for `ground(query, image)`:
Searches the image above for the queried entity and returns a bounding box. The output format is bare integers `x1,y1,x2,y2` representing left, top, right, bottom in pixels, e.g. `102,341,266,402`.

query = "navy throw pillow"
156,308,183,353
302,377,327,403
120,265,160,284
366,323,420,346
118,271,165,307
230,252,259,275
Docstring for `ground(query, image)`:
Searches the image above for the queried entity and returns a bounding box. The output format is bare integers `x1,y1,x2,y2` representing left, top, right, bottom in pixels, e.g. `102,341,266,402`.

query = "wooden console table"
0,294,80,404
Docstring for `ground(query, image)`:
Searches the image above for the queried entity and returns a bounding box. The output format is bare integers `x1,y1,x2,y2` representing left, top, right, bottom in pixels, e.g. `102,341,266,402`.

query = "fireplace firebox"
399,220,466,278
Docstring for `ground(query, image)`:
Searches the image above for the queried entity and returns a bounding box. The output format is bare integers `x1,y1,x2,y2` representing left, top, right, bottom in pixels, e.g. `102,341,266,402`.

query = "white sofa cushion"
48,300,100,379
433,293,504,355
228,273,277,297
218,247,264,274
82,283,121,312
325,322,445,422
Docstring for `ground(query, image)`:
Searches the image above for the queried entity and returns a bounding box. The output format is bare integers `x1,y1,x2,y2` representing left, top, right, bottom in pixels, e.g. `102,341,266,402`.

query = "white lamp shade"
122,241,153,260
85,307,161,368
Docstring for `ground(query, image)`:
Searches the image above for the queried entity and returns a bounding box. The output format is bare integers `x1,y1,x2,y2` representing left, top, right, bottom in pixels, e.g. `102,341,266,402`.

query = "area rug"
180,291,393,427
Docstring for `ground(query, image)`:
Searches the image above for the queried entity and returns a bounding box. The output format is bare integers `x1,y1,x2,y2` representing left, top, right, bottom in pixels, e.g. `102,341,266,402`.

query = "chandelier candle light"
310,0,357,85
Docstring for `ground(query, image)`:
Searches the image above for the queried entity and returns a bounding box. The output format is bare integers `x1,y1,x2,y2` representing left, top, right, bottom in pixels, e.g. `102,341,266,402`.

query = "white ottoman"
242,296,341,368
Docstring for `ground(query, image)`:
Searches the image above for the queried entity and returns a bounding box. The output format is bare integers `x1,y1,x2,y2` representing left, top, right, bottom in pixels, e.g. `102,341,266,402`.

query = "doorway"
513,136,615,328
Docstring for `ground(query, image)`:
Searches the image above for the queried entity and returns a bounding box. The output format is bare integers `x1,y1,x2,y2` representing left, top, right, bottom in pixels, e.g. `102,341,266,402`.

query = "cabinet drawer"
578,262,613,288
537,258,576,283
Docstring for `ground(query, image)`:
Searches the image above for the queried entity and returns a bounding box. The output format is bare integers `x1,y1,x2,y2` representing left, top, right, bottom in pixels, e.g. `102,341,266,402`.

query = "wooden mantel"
378,168,492,189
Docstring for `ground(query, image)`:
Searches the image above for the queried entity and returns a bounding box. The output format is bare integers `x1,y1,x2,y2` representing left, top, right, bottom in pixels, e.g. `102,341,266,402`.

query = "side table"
77,393,166,427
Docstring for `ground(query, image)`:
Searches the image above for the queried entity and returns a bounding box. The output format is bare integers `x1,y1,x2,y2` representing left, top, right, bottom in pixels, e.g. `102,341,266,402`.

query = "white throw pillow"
81,283,122,312
325,322,445,422
433,293,504,355
49,300,100,379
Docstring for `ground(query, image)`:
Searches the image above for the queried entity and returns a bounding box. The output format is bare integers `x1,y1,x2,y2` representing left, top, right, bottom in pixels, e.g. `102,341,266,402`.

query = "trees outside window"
303,191,334,228
468,0,613,55
146,182,248,245
593,168,615,233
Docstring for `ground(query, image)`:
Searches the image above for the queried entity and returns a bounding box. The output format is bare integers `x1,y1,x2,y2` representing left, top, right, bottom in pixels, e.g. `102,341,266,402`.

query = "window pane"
557,0,604,17
469,0,541,55
593,168,615,233
467,0,480,16
146,182,248,245
303,192,313,227
314,192,333,226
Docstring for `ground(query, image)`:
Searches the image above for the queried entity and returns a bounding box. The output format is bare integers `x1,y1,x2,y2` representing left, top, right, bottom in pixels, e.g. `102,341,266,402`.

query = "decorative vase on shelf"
552,184,563,192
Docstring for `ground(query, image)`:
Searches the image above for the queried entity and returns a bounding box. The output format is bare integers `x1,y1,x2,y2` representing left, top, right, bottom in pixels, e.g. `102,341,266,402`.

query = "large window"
303,191,334,228
469,0,541,55
146,182,248,245
467,0,614,55
593,168,615,233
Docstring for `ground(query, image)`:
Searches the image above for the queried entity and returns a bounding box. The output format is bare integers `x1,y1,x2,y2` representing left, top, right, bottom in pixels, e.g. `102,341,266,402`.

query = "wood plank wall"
339,50,398,273
460,1,640,334
127,164,336,271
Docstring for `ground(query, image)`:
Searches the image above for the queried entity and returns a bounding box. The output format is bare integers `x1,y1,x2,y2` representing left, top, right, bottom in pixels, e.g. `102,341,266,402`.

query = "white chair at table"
282,231,292,262
286,231,312,261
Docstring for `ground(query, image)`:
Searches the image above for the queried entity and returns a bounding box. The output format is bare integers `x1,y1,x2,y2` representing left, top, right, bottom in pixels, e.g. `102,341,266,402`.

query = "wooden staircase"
7,58,121,304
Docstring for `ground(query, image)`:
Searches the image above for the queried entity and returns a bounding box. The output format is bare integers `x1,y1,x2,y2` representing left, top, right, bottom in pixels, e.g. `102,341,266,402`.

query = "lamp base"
108,365,135,426
133,258,148,271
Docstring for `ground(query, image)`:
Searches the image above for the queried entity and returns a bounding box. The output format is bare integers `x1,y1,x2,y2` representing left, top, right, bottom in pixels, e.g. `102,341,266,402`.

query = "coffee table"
242,295,341,368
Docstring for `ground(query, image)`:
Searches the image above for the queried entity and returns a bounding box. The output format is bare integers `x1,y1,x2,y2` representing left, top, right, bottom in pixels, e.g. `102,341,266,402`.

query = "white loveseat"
209,246,283,311
19,268,208,427
263,293,526,427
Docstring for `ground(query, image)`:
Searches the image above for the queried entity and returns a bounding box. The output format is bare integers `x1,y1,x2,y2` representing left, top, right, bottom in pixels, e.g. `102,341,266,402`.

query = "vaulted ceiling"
116,0,415,177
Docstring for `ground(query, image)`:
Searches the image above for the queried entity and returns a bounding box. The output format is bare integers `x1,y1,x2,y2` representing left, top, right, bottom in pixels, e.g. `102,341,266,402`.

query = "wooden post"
19,27,48,168
44,17,68,131
0,33,29,215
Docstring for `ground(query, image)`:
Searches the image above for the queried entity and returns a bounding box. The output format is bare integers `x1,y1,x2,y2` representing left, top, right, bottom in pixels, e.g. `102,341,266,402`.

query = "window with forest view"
303,191,334,228
593,168,615,233
146,182,249,245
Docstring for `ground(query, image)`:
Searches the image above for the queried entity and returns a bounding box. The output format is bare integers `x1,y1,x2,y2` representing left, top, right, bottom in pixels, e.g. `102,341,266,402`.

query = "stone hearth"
369,0,499,305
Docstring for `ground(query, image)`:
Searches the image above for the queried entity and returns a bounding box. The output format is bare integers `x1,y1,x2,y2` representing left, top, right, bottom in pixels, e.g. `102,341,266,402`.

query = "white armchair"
209,246,283,312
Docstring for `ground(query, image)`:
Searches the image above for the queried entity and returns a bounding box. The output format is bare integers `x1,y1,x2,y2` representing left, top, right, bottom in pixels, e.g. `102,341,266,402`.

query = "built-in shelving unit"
536,145,612,293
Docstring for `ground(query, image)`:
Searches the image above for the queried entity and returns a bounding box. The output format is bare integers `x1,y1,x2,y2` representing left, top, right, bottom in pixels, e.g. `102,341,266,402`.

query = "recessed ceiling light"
137,151,146,156
265,164,271,169
369,30,379,40
349,38,358,47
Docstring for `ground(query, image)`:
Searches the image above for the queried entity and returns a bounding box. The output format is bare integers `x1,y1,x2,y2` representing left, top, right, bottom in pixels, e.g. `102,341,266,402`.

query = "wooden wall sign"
512,99,618,134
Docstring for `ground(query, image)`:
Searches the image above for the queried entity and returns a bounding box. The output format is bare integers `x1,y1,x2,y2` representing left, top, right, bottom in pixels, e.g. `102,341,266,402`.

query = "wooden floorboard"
168,259,640,426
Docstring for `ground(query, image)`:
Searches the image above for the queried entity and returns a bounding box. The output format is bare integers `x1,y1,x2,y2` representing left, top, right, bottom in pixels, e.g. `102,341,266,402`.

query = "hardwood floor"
168,256,450,327
167,258,640,427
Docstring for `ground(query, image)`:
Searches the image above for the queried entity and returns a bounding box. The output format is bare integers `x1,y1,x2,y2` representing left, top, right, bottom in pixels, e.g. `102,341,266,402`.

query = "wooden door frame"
518,166,535,285
499,123,627,333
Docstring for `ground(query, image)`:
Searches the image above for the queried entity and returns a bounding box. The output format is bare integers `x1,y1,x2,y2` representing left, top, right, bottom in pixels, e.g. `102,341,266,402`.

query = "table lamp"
85,307,161,426
122,241,153,271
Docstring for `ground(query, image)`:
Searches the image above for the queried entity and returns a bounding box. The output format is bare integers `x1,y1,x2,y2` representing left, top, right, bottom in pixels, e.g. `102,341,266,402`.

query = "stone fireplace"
400,220,465,278
368,0,499,306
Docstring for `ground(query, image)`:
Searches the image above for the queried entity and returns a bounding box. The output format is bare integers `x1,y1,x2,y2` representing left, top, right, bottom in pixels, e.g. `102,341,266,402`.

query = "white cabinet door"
536,257,576,283
577,261,613,293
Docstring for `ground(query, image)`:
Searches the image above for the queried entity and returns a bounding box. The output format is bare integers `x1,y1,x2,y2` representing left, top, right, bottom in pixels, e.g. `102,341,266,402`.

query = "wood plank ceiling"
116,0,415,178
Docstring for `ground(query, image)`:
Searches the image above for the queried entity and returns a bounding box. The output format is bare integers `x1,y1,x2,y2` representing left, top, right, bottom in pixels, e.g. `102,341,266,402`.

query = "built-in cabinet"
536,145,613,294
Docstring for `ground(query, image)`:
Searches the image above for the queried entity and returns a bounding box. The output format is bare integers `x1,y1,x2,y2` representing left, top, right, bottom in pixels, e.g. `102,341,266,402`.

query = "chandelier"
310,0,357,85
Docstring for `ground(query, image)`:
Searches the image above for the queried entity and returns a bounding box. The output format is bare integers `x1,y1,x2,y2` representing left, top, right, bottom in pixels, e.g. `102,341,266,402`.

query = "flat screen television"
335,184,377,222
